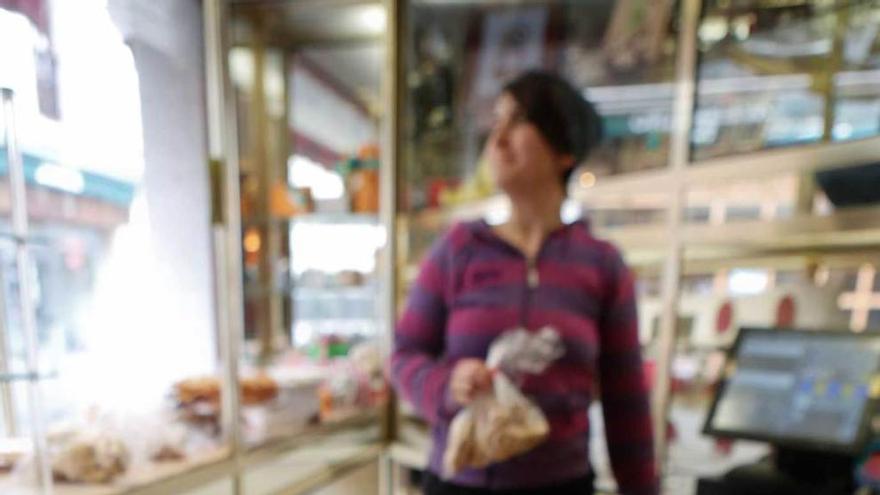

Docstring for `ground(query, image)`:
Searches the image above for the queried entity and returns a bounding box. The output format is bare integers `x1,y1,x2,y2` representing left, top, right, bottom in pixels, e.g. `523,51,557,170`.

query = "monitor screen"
704,327,880,453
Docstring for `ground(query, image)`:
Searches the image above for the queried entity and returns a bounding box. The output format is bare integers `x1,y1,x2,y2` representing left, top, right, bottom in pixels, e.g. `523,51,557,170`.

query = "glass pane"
0,239,24,434
403,0,679,212
833,2,880,142
0,56,15,232
230,1,388,450
693,1,834,160
2,1,228,490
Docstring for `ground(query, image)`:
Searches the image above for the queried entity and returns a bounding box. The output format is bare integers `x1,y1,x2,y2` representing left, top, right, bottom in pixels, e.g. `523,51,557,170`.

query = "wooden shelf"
401,206,880,277
575,135,880,200
602,204,880,269
404,136,880,234
408,195,508,231
0,414,381,495
244,212,379,228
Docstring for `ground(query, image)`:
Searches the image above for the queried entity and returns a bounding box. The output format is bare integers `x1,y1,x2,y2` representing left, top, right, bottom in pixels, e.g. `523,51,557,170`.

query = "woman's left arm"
598,247,659,495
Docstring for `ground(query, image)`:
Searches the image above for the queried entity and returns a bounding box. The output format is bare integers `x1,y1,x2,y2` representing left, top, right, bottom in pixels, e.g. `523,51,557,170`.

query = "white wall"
102,0,217,381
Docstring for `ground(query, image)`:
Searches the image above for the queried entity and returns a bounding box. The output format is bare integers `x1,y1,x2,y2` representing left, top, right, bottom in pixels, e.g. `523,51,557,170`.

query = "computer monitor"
704,327,880,454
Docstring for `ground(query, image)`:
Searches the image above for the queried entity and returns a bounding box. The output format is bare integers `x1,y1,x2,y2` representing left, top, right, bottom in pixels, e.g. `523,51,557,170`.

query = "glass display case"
388,1,880,494
0,1,236,493
1,1,879,494
833,1,880,142
692,0,880,160
398,0,684,306
401,0,680,214
227,0,389,454
0,1,392,494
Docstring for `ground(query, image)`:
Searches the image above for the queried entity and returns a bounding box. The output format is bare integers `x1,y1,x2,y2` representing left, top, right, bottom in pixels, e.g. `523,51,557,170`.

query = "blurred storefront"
0,0,879,494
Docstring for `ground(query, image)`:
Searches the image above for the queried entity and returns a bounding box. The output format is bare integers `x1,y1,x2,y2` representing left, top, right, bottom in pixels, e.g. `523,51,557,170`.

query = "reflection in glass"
693,1,834,160
1,1,227,490
694,1,880,159
833,2,880,142
229,1,389,450
404,1,678,212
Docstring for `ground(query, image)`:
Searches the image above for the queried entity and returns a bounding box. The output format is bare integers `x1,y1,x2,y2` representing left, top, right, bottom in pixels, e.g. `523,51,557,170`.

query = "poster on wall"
472,7,549,103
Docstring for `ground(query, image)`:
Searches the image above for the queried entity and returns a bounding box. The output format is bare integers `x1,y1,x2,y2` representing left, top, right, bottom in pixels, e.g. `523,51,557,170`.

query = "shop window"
832,2,880,142
404,0,679,211
693,1,828,159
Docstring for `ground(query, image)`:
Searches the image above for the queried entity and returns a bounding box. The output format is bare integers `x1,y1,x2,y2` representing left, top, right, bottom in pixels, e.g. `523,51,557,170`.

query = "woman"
392,71,658,495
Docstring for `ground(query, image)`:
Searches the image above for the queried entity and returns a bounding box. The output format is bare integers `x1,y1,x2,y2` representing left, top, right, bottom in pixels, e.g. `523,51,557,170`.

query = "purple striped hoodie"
392,219,658,494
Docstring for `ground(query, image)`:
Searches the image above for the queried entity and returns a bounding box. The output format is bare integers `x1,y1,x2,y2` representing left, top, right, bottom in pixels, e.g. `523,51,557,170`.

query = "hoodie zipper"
521,256,539,325
481,221,568,490
489,258,540,490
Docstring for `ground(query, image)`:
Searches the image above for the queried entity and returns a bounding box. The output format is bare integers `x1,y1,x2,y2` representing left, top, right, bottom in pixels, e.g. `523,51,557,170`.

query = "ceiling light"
243,228,261,254
579,172,597,189
360,5,386,33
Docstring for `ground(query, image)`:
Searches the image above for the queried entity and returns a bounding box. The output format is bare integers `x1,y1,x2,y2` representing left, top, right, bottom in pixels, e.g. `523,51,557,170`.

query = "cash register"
698,327,880,495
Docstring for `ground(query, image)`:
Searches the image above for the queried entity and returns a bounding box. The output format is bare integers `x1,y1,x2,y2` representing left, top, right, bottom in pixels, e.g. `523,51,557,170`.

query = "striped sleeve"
598,246,659,495
390,228,457,424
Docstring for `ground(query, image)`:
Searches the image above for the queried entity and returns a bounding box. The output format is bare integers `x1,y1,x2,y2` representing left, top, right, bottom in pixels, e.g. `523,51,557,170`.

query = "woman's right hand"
449,359,493,406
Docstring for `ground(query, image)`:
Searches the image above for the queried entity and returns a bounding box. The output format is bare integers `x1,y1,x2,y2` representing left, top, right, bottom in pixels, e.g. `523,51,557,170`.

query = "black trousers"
422,472,594,495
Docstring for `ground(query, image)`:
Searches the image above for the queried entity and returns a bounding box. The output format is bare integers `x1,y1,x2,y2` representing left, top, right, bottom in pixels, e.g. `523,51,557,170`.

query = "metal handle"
203,1,247,493
2,88,53,494
0,263,17,437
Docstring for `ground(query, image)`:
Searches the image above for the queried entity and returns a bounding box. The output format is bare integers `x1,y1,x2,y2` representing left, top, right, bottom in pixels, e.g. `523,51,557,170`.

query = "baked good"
443,393,549,476
175,374,278,406
175,377,220,405
52,434,129,484
241,374,279,405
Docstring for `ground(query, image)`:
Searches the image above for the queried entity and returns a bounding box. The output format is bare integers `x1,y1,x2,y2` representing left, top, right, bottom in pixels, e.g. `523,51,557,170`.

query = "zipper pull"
527,259,539,288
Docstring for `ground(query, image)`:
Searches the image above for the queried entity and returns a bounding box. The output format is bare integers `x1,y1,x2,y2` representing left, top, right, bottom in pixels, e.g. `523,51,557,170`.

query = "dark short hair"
502,71,603,188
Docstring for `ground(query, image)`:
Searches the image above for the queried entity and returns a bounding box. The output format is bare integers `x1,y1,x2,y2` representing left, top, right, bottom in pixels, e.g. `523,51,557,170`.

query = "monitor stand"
696,446,855,495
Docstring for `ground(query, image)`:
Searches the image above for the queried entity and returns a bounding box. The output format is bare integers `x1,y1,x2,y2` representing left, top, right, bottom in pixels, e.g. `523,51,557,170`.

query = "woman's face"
486,92,571,196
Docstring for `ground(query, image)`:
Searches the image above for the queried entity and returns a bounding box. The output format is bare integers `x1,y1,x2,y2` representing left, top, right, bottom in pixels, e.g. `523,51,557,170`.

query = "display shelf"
601,203,880,268
0,371,58,383
0,447,232,495
293,317,378,326
243,281,294,299
241,409,380,466
0,443,383,495
243,213,380,228
0,230,27,244
244,282,378,299
405,136,880,233
243,443,382,495
0,231,55,250
409,195,508,231
293,285,377,300
387,442,426,471
402,204,880,276
0,413,381,495
290,212,379,226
